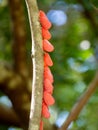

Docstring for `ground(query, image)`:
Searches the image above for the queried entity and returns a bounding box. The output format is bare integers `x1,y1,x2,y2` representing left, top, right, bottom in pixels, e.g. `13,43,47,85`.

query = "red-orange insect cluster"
39,10,55,130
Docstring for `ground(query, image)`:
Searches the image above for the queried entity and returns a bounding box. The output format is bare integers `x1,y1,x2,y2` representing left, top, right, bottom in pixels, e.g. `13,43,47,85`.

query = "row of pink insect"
39,10,55,130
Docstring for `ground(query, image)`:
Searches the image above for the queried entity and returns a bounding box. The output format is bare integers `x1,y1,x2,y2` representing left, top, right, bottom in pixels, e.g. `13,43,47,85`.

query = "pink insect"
39,10,55,130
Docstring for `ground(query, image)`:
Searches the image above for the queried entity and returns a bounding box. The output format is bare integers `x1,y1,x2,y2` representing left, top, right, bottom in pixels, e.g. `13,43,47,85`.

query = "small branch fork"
25,0,44,130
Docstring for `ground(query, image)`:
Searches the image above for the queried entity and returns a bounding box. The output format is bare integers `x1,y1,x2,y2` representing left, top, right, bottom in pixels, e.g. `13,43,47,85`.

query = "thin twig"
25,0,43,130
59,71,98,130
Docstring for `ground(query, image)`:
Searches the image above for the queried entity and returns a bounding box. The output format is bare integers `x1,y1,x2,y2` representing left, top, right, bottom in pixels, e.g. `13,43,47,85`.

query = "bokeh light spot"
47,10,67,26
80,40,91,50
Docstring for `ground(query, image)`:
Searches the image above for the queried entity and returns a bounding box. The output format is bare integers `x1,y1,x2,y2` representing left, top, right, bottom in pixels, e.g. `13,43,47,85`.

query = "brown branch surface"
59,71,98,130
8,0,28,77
25,0,44,130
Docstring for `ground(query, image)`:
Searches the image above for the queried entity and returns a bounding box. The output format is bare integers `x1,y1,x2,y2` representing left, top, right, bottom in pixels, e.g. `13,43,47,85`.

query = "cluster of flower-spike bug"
39,10,55,130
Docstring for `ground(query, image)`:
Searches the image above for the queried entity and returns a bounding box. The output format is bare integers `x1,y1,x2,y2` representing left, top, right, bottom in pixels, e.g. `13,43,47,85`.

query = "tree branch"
25,0,44,130
8,0,28,77
59,71,98,130
0,103,20,126
0,62,30,130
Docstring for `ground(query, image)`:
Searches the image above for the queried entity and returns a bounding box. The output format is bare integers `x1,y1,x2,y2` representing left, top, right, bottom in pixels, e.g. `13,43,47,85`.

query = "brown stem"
59,71,98,130
25,0,44,130
8,0,28,77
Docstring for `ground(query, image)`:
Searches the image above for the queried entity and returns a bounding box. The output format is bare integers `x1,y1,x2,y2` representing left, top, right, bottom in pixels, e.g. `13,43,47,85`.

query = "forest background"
0,0,98,130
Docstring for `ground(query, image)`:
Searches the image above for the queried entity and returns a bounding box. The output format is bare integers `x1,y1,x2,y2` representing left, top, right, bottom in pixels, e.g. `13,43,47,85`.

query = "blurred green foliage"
0,4,12,61
0,0,98,129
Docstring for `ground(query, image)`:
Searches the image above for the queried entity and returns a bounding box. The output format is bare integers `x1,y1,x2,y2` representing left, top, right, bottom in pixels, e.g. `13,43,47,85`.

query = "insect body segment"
39,10,52,30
